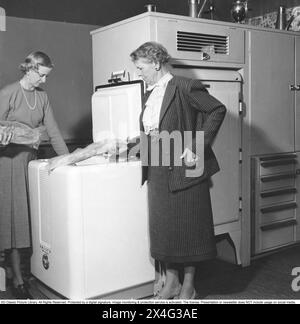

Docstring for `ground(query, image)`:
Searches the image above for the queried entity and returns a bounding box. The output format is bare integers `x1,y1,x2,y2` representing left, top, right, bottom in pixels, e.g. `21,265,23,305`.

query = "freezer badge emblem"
42,254,50,270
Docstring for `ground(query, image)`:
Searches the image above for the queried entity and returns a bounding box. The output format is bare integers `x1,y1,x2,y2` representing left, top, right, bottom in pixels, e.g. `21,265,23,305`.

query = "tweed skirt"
147,166,217,263
0,144,37,251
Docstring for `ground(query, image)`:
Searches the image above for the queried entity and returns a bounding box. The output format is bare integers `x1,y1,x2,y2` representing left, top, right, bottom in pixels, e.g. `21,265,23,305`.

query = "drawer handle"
261,159,297,168
260,188,297,198
261,172,297,183
260,219,297,232
260,154,297,162
260,202,297,214
201,52,210,61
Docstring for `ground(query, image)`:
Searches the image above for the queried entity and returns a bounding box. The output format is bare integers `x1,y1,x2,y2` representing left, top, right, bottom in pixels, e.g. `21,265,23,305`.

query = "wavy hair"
19,51,54,73
130,42,171,65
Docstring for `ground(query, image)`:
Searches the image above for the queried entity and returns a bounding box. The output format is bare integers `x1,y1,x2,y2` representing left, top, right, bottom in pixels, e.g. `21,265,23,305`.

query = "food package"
0,120,46,149
47,140,128,171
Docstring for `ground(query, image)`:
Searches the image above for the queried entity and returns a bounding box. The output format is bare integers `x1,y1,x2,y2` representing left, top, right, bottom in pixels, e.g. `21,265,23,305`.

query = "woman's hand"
102,139,128,157
180,148,198,165
0,126,14,146
46,139,128,172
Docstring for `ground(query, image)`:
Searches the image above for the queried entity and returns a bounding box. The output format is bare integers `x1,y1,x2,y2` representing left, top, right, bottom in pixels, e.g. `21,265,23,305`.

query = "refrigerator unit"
91,14,246,265
29,81,155,299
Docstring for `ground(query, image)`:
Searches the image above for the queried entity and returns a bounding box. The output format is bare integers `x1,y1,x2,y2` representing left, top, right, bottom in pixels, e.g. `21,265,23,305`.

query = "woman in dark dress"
130,42,226,299
0,51,69,299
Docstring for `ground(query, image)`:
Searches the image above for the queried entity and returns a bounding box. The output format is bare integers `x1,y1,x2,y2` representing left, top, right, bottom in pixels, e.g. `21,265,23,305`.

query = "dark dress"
148,166,216,263
0,145,37,250
141,76,226,264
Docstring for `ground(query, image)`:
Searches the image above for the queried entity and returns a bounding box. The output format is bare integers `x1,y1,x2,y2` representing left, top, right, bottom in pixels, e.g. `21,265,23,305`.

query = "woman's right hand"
0,126,14,146
102,138,128,156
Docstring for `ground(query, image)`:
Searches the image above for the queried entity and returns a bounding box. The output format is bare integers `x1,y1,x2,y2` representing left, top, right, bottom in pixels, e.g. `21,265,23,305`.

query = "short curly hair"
130,42,171,65
19,51,54,73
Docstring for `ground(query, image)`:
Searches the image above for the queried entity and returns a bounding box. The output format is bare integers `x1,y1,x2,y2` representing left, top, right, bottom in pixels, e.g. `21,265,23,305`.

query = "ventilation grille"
177,31,229,55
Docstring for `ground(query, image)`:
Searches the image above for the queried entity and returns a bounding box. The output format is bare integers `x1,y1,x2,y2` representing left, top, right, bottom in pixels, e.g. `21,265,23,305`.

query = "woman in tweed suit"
130,42,226,299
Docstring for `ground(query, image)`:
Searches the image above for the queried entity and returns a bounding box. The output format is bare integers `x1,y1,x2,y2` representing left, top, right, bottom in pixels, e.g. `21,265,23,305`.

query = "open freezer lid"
92,81,144,143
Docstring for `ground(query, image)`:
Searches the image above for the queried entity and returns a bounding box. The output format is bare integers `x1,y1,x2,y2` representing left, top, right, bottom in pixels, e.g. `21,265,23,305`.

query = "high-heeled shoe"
6,277,30,290
153,284,182,300
174,288,197,300
11,284,33,299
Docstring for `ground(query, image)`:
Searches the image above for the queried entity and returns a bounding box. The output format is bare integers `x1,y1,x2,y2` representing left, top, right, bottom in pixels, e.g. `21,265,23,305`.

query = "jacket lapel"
159,82,176,128
140,89,153,131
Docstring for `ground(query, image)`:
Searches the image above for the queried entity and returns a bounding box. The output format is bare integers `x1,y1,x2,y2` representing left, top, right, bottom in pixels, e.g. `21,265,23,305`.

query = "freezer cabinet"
29,160,154,299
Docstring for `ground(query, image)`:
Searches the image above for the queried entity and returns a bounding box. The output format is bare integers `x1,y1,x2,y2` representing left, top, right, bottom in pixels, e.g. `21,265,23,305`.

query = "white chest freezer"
29,159,154,299
29,80,154,299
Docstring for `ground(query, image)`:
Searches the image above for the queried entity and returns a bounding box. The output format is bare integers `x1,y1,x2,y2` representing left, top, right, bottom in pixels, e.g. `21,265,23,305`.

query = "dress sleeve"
0,87,11,121
43,95,69,156
187,79,226,149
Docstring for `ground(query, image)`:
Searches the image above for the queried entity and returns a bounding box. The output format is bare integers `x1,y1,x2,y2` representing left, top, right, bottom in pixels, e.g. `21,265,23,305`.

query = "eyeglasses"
33,69,48,79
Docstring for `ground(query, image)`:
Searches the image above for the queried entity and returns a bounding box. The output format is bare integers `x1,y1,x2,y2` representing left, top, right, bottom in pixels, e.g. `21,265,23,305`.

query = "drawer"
260,162,296,176
260,202,297,224
259,187,297,206
260,172,296,191
259,220,296,251
259,155,297,176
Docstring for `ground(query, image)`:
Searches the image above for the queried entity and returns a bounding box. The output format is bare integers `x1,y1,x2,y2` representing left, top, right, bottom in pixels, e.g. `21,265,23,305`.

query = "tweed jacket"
138,75,226,192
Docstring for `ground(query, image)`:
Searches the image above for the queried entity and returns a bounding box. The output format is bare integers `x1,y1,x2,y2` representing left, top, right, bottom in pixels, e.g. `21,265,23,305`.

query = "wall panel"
0,17,98,140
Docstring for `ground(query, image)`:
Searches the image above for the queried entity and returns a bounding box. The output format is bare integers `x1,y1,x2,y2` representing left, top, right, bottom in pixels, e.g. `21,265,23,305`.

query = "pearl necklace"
20,82,37,111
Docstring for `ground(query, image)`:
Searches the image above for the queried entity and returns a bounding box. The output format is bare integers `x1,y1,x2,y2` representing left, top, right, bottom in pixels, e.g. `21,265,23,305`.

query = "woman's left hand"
180,148,198,164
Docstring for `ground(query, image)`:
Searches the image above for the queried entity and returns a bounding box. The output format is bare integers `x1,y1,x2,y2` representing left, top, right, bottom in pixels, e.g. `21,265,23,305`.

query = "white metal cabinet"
249,35,300,256
249,31,295,155
251,154,299,255
91,12,300,268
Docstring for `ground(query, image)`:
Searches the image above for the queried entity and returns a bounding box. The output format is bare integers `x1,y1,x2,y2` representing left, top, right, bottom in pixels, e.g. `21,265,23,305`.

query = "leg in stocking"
10,249,24,287
177,265,196,299
154,263,182,299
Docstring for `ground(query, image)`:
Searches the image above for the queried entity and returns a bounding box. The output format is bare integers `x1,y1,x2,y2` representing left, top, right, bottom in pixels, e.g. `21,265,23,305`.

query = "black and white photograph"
0,0,300,307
